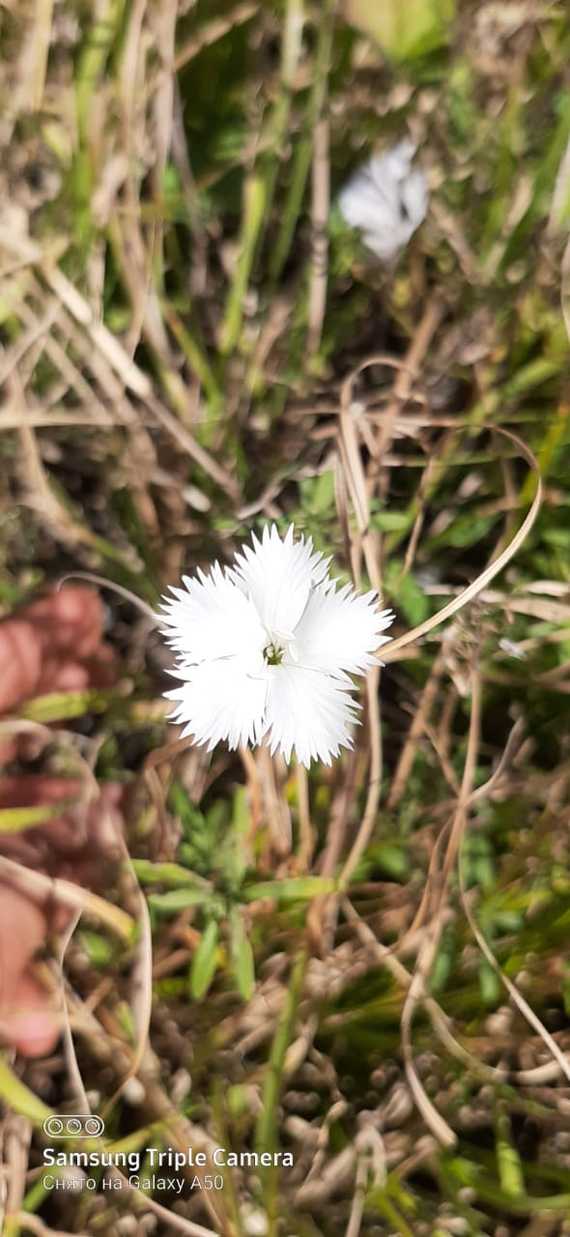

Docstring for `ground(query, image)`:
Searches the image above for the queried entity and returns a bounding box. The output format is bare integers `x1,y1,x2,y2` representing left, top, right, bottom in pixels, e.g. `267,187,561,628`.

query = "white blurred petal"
338,139,428,262
158,561,266,663
229,523,329,637
166,655,268,751
294,581,394,677
265,663,359,767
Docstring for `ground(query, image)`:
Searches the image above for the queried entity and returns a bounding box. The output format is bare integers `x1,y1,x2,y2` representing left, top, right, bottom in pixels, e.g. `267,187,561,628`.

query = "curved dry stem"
467,716,525,804
381,427,542,663
399,663,482,1145
343,897,511,1086
458,847,570,1086
338,666,382,888
400,919,457,1148
339,357,542,660
0,855,134,942
56,571,157,624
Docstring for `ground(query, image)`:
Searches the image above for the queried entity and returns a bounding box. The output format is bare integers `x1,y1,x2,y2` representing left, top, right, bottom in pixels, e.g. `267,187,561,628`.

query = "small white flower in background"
158,525,394,768
498,638,526,661
338,139,428,263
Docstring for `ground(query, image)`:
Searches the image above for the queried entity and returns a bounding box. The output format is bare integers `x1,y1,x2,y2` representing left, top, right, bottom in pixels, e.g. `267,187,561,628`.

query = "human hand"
0,586,121,1056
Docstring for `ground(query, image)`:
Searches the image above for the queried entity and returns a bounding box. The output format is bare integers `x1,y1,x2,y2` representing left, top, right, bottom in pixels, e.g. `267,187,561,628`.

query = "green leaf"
0,801,77,834
429,928,456,995
148,889,220,915
132,860,211,890
79,931,114,968
384,561,429,625
0,1055,51,1123
243,876,336,902
168,783,208,836
543,528,570,548
479,960,501,1007
369,843,411,882
300,471,335,515
495,1106,525,1198
230,908,255,1000
223,786,252,886
190,920,220,1000
20,690,111,722
344,0,455,62
444,515,494,548
371,511,412,532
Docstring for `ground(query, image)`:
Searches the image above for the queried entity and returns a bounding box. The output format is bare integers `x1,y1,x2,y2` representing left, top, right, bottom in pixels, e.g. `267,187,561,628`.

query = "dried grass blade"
458,851,570,1085
0,856,134,942
400,926,456,1148
381,427,542,662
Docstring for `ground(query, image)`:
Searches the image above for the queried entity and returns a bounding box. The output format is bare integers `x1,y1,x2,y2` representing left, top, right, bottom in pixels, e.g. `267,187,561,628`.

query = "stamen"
263,642,285,666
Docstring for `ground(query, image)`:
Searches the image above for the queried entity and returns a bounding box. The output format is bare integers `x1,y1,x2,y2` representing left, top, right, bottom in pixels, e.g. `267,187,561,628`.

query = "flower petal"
157,562,266,663
338,141,428,263
166,655,268,752
293,581,394,677
230,524,329,638
265,663,359,767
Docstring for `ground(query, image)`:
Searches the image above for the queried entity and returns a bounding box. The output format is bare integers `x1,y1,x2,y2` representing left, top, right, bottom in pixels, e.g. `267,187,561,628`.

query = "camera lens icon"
43,1115,105,1139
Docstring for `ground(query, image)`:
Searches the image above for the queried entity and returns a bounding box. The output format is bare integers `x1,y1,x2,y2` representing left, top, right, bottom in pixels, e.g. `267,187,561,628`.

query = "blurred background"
1,2,570,1235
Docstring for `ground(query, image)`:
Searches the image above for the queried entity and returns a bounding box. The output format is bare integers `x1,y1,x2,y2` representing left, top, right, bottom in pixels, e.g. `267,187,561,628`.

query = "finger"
0,776,82,808
0,777,123,861
0,776,85,857
37,658,90,695
0,620,42,712
0,886,47,985
0,739,19,767
0,888,60,1058
0,973,60,1058
22,586,105,659
83,643,117,688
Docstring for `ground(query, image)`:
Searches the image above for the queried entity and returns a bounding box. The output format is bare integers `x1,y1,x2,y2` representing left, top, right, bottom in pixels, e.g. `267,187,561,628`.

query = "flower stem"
255,947,308,1232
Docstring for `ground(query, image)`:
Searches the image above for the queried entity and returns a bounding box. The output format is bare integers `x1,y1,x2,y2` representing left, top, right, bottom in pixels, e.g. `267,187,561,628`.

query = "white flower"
158,525,394,767
338,139,428,262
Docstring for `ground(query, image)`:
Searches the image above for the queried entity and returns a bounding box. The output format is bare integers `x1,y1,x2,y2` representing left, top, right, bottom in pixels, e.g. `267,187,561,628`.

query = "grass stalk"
219,0,305,356
270,0,336,284
254,947,308,1232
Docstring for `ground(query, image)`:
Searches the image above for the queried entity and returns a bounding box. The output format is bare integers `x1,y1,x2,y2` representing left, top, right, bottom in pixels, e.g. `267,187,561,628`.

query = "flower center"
263,641,285,666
